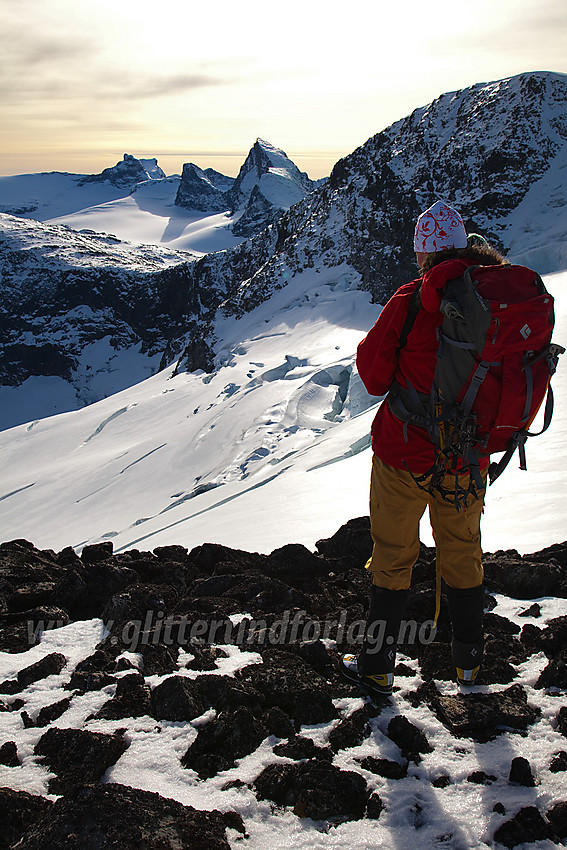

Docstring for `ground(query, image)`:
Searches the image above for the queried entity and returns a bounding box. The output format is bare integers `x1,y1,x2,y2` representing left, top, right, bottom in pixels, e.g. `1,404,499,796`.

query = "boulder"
16,783,241,849
34,727,129,794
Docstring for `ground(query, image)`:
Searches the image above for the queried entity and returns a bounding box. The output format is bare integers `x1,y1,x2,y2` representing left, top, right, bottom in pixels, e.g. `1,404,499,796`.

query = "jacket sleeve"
356,282,418,397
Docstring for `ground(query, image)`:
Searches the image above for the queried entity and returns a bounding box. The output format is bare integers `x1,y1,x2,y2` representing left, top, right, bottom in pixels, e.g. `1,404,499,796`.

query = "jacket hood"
420,259,474,313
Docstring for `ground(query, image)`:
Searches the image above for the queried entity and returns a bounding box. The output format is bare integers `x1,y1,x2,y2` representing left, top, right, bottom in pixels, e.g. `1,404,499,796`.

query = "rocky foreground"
1,519,566,849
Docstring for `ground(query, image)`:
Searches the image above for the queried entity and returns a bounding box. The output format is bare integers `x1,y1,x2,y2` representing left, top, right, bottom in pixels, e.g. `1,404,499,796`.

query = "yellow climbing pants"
367,455,486,591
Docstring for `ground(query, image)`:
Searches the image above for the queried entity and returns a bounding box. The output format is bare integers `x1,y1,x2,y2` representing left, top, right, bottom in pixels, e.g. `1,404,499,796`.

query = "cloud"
97,72,228,100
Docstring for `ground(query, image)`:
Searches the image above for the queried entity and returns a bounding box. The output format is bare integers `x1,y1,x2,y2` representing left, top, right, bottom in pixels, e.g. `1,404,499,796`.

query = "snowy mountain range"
0,71,565,434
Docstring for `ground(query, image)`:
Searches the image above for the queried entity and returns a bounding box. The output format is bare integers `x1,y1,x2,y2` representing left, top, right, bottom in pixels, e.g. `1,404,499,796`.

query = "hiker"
340,201,511,696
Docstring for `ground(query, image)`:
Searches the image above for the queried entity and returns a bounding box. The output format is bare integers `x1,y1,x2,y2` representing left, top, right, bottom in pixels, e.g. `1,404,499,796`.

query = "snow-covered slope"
0,266,565,559
0,71,565,442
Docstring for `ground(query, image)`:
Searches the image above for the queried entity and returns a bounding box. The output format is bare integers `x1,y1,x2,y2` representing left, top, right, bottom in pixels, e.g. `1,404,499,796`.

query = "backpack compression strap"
488,342,565,484
396,283,422,353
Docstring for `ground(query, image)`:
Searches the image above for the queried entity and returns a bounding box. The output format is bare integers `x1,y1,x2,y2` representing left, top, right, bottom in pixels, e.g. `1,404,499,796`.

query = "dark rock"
102,583,179,630
356,755,407,779
66,670,115,692
35,697,72,726
521,615,567,656
139,642,179,676
56,545,83,567
184,644,225,671
0,678,21,694
188,542,265,575
518,602,541,617
366,792,384,819
0,606,70,653
254,761,298,807
387,714,433,762
432,773,451,788
74,562,139,619
181,706,267,778
296,639,333,671
549,750,567,772
79,153,165,189
315,516,373,568
151,675,204,721
432,684,539,740
0,788,52,849
508,755,536,786
264,705,295,739
263,543,330,591
153,544,189,562
484,554,565,598
492,805,551,848
0,740,20,766
535,647,567,689
484,611,521,635
175,162,229,212
467,770,497,784
34,727,129,794
556,705,567,737
16,782,237,850
255,759,367,820
17,651,66,688
94,672,152,720
53,568,88,615
493,802,506,814
80,541,114,564
7,582,55,612
239,649,338,728
329,708,372,752
70,648,119,674
291,760,367,821
273,736,332,761
547,801,567,840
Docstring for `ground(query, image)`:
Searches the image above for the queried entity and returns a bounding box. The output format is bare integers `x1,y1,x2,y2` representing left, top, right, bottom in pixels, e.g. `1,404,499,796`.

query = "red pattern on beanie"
414,201,467,253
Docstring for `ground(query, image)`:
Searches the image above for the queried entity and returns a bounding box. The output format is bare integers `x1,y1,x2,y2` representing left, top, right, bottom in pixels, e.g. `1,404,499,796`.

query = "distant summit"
175,139,318,236
174,163,235,212
79,154,166,190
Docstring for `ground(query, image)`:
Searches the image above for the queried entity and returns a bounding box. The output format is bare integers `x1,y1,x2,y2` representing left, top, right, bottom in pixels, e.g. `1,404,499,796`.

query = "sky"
1,0,566,180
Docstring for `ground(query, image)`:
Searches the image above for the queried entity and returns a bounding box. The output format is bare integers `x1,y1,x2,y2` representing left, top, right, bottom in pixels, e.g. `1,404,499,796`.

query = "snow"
1,137,567,846
0,599,566,848
46,184,246,255
0,262,565,561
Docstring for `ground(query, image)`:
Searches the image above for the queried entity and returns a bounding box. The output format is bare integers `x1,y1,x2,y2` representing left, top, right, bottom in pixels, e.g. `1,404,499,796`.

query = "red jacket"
357,258,492,473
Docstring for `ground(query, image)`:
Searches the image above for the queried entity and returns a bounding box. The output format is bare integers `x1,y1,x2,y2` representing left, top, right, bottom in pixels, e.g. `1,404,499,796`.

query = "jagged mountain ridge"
175,138,318,236
0,71,565,417
79,154,167,189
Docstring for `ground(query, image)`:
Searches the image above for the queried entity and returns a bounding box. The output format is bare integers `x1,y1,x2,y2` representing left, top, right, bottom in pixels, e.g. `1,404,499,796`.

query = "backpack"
387,264,564,509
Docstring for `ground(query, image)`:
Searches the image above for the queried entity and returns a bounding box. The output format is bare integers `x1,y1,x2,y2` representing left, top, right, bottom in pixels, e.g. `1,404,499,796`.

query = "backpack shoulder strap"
397,282,422,353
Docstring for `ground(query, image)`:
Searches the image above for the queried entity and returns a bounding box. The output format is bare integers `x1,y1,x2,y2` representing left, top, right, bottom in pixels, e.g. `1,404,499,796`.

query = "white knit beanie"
414,201,468,253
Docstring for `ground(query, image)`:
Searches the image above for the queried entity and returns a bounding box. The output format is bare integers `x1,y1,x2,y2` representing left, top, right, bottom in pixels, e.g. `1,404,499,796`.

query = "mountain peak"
79,154,166,190
174,139,317,237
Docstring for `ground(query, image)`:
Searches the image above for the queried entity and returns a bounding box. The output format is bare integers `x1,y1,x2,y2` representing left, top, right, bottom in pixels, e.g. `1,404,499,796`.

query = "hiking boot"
339,653,394,697
446,585,485,686
452,636,484,687
455,664,481,686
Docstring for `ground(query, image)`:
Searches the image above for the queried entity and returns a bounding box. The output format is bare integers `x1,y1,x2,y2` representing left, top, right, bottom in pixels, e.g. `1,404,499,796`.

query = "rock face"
79,153,166,189
0,526,566,845
175,139,316,236
174,163,233,212
1,72,565,404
